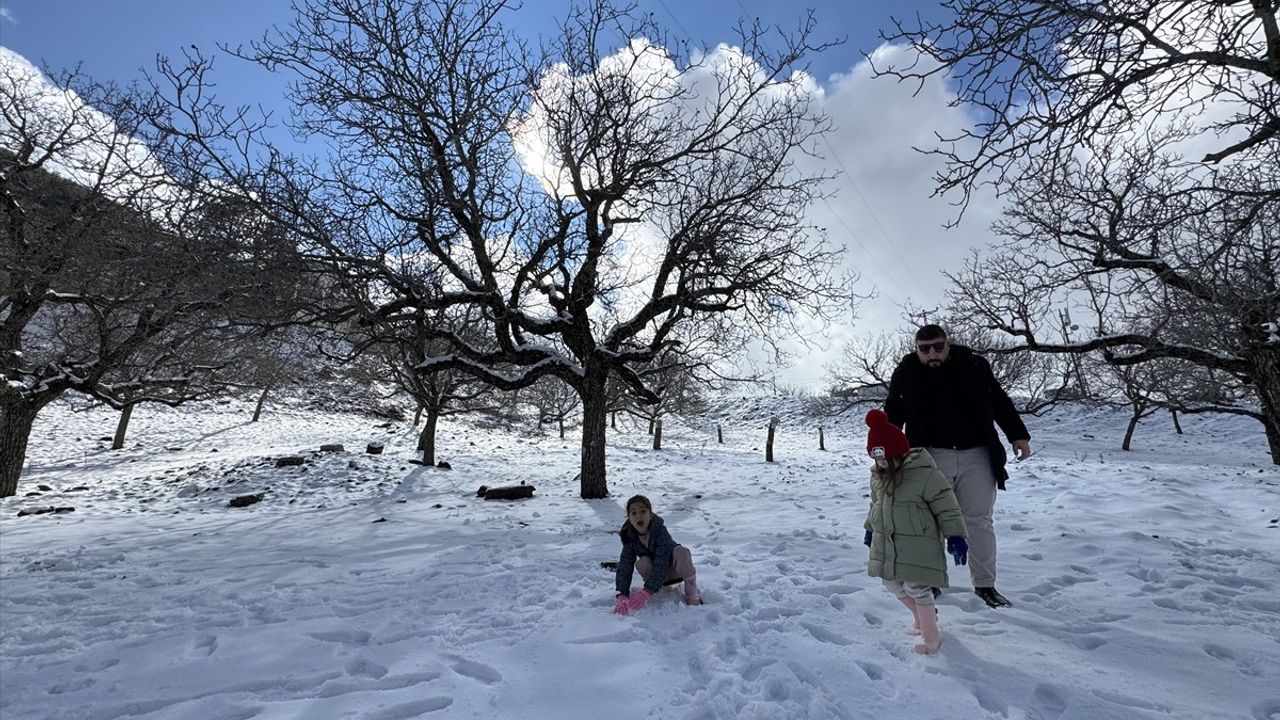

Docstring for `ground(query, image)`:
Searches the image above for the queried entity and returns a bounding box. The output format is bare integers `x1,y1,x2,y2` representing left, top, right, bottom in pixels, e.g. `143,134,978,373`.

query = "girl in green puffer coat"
862,409,968,654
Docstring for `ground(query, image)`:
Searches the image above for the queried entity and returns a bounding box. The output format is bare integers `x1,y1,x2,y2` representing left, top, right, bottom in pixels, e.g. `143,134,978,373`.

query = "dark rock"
481,485,535,501
229,493,264,508
16,507,75,517
372,517,387,523
320,444,345,452
436,461,451,470
276,456,305,467
69,486,89,492
37,485,52,491
366,443,384,454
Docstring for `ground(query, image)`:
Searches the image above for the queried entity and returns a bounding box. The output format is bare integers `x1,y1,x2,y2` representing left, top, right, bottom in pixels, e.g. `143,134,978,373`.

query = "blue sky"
0,0,941,101
0,0,991,391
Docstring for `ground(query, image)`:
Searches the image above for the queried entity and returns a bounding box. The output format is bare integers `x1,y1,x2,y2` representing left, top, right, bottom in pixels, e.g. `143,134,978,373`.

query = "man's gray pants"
927,446,998,588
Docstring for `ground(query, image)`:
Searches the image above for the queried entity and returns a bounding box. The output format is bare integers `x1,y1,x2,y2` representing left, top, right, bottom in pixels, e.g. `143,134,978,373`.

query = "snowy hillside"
1,396,1277,720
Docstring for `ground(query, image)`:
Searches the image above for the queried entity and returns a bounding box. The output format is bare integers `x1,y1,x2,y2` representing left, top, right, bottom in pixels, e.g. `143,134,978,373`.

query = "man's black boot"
976,587,1012,608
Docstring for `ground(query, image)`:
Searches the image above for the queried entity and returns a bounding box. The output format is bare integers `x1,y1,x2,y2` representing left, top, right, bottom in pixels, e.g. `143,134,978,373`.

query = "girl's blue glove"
947,536,968,566
864,530,873,547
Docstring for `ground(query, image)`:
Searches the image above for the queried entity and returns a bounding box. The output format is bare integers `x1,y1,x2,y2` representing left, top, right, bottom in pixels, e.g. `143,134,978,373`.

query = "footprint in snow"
739,658,775,682
345,656,389,679
308,629,372,645
1069,636,1107,651
1202,643,1236,662
855,661,885,682
449,657,502,685
1088,611,1131,624
1029,683,1069,719
47,676,95,695
186,634,218,658
360,697,453,719
800,622,854,646
72,657,120,673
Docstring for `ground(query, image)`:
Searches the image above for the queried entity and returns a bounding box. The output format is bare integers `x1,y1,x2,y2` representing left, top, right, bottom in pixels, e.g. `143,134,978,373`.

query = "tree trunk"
1265,415,1280,466
717,423,723,443
579,370,609,498
112,403,135,450
818,425,825,451
0,398,41,498
559,416,565,440
252,385,271,423
653,418,662,450
1170,409,1183,435
1122,411,1139,451
413,403,424,427
648,416,655,435
610,411,616,429
1250,348,1280,464
419,408,439,465
766,419,777,462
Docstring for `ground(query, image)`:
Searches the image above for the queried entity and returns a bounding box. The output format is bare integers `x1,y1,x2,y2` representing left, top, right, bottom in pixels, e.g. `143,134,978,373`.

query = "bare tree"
874,0,1280,215
825,331,906,396
153,0,854,497
227,325,345,422
368,308,502,465
829,320,1081,416
945,140,1279,460
618,343,712,435
877,2,1280,461
528,376,581,440
0,59,303,497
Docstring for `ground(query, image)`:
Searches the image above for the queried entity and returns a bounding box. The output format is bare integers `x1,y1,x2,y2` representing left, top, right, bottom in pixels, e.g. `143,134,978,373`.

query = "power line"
655,0,694,42
820,133,931,300
818,195,915,305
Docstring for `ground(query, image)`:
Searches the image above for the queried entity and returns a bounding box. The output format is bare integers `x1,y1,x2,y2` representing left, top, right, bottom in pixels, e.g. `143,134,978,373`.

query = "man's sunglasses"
916,340,947,354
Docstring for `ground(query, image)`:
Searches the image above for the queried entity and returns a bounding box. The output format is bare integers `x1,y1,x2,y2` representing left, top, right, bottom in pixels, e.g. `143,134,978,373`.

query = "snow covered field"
1,396,1277,720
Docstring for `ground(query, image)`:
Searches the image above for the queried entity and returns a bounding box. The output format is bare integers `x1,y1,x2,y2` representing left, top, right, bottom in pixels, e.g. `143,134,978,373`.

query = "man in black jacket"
885,324,1031,608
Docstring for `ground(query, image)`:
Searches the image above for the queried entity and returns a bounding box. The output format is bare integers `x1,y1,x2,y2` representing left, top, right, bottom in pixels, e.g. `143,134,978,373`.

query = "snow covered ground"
1,396,1277,720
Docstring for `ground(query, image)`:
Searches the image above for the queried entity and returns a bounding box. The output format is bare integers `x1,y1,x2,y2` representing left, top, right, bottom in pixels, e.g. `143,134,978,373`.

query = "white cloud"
757,43,1002,391
0,8,15,25
513,38,838,352
510,37,1003,392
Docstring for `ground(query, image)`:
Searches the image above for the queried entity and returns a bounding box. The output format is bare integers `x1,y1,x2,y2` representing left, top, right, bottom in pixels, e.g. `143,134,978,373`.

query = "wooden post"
653,418,662,450
819,425,825,451
766,416,778,462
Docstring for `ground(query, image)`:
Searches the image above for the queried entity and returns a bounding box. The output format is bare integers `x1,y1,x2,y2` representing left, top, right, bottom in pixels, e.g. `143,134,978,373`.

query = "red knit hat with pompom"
865,408,910,460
